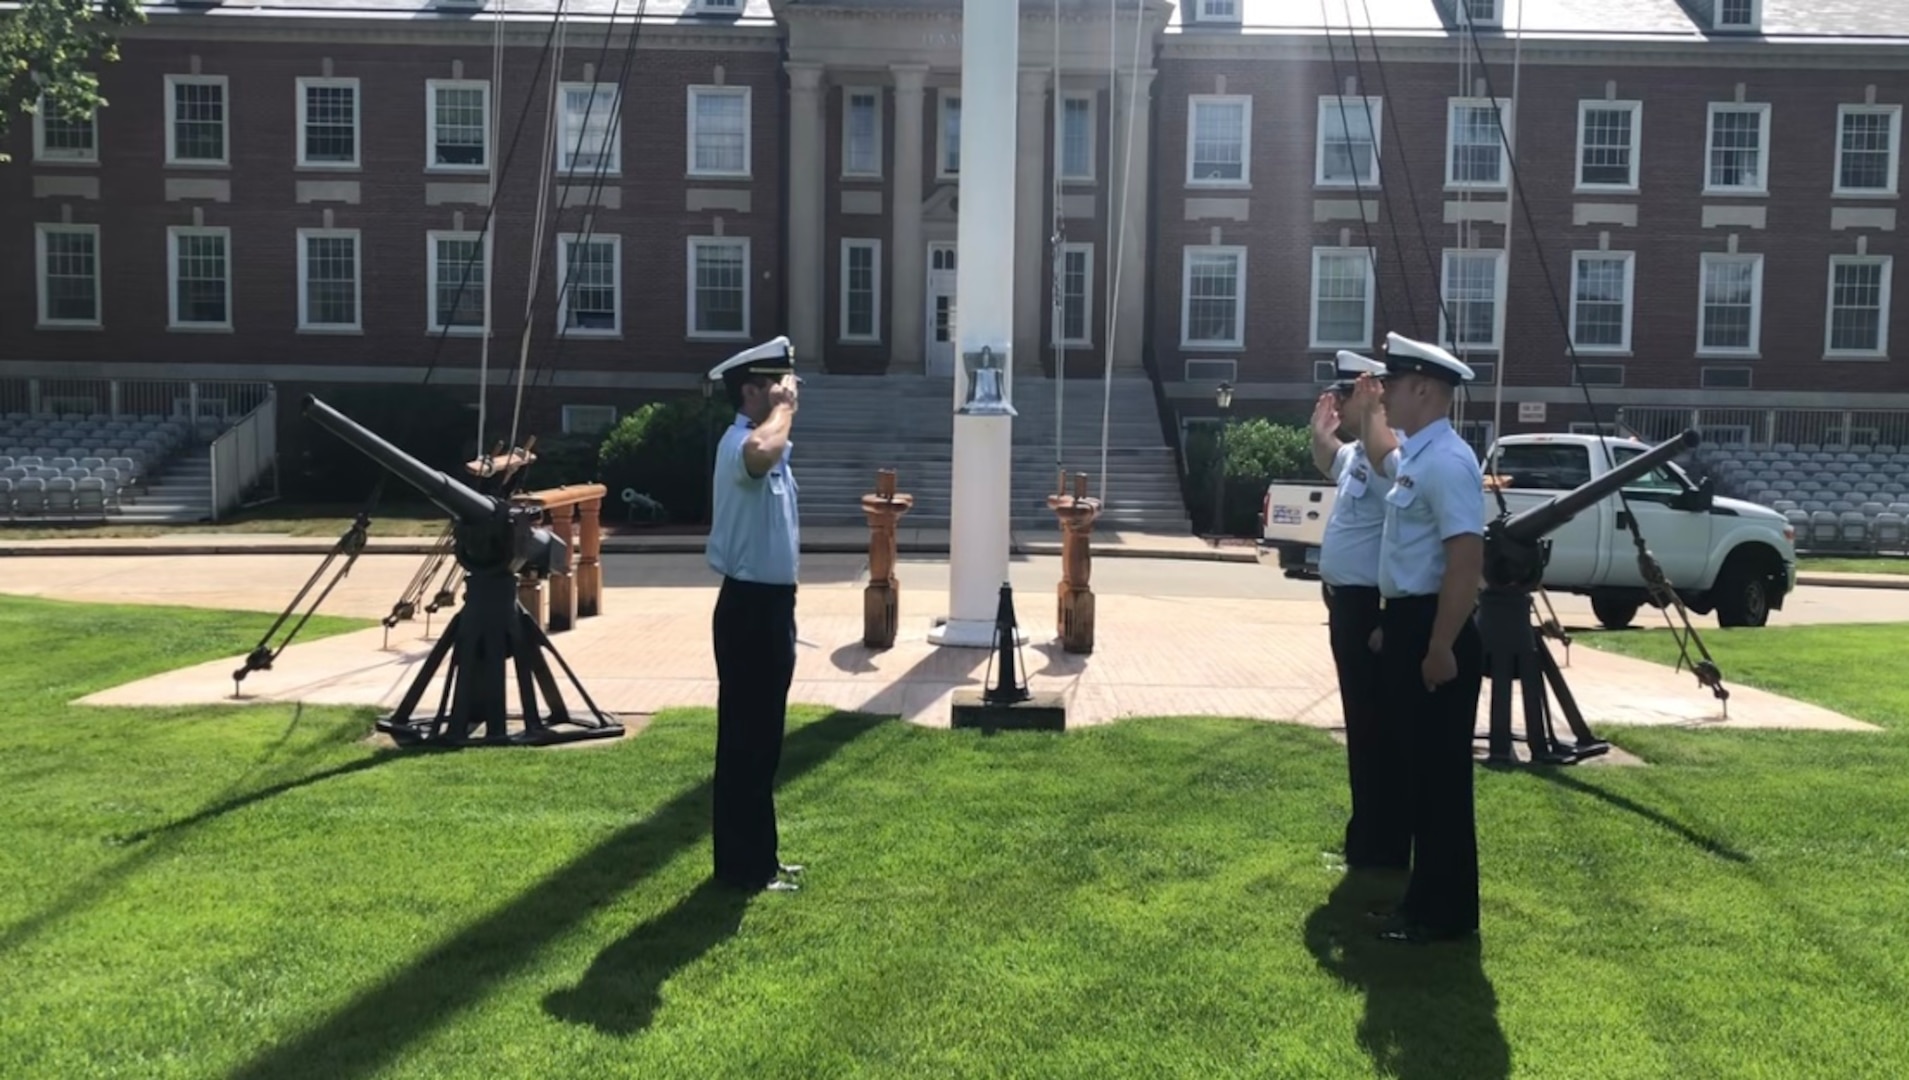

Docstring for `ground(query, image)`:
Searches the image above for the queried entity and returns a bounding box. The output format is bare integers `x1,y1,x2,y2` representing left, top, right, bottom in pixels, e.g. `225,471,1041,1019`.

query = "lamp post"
1210,380,1234,537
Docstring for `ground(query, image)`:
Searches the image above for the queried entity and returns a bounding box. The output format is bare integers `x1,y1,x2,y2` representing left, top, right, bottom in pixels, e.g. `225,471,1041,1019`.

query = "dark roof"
126,0,778,24
1165,0,1909,40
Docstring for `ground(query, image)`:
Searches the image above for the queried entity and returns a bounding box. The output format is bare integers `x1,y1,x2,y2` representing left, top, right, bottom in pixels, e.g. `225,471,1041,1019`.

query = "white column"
786,61,827,364
930,0,1020,649
1014,67,1049,381
888,64,928,374
1111,67,1154,373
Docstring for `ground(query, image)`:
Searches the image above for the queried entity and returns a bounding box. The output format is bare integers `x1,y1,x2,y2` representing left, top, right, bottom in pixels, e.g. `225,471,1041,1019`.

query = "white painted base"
927,617,1029,648
935,411,1014,649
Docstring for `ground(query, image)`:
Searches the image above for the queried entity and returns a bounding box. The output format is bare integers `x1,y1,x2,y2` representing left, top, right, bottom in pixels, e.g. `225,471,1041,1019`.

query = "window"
296,77,359,167
35,224,100,327
1054,243,1092,346
1488,444,1592,491
1455,0,1500,26
1187,95,1250,185
1439,249,1506,350
838,238,881,342
1834,105,1901,196
1569,252,1635,353
558,83,621,175
1447,98,1511,189
297,228,361,332
688,85,750,177
167,226,232,330
1704,103,1770,193
690,0,741,11
427,79,490,170
1576,100,1641,190
427,230,489,334
1309,248,1375,349
165,74,228,166
939,92,960,177
842,87,881,177
32,94,97,163
1315,97,1381,188
1697,252,1763,355
688,237,750,340
1060,94,1094,181
561,404,618,435
557,233,621,336
1714,0,1758,30
1825,255,1892,357
1180,246,1246,347
1195,0,1239,20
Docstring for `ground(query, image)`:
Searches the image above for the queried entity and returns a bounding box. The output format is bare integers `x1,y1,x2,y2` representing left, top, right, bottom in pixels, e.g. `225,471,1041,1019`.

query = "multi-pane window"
1181,246,1246,347
558,234,621,335
36,224,100,327
1060,95,1094,180
689,237,749,338
559,83,621,174
1440,250,1505,349
1447,99,1510,188
1054,243,1092,346
428,80,489,169
1570,252,1634,352
297,78,359,167
1309,248,1373,348
1705,103,1769,192
1834,105,1901,196
689,86,750,177
168,226,232,329
1316,98,1381,187
166,75,228,165
33,94,97,162
1825,256,1892,356
1698,253,1762,354
1577,101,1641,189
842,88,880,177
840,239,880,342
939,93,961,177
1716,0,1756,28
298,229,361,331
428,231,488,332
1187,96,1250,184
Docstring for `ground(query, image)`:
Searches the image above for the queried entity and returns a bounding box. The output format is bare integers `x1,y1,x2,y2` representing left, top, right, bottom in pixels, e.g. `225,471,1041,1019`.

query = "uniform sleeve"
1378,446,1401,480
716,430,763,484
1426,449,1486,540
1329,443,1356,481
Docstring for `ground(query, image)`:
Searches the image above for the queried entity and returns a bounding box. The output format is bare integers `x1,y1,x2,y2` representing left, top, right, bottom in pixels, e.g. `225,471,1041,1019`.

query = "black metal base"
951,688,1068,732
376,572,623,748
1474,588,1610,767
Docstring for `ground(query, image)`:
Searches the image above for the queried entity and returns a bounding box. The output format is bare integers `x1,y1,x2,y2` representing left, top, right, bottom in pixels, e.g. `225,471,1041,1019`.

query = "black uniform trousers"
711,575,798,889
1380,593,1485,936
1327,583,1410,870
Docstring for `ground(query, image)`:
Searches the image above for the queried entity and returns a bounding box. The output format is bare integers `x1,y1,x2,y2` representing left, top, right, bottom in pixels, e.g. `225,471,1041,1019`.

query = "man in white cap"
1310,349,1409,880
705,335,805,894
1362,330,1486,945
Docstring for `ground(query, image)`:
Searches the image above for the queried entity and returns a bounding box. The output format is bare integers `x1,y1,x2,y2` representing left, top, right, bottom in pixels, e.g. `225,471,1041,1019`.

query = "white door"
925,243,957,377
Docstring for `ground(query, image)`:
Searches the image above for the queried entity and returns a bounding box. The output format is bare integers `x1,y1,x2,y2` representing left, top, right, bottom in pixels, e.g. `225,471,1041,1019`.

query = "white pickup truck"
1257,432,1799,628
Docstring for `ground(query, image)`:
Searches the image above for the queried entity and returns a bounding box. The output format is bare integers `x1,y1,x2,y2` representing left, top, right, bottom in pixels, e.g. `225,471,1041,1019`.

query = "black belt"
1323,583,1379,597
722,576,797,593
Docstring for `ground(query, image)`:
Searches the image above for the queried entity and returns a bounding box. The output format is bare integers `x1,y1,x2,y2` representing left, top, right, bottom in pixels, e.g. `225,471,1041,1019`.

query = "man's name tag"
1344,464,1369,499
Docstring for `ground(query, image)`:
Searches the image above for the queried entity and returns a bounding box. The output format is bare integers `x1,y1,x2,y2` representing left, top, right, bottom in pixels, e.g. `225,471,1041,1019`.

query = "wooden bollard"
546,503,579,632
860,468,915,649
1046,470,1103,654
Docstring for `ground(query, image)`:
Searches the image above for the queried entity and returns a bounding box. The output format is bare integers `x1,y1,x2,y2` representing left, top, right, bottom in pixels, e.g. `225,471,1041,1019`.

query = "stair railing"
208,386,279,522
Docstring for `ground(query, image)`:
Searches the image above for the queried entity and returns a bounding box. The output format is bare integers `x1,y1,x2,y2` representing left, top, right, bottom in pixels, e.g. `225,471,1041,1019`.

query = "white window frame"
554,232,622,337
1195,0,1240,22
1696,252,1764,358
561,404,619,435
687,84,752,179
296,227,363,333
1054,242,1093,347
34,223,102,329
557,82,622,176
838,238,882,343
1575,99,1642,193
164,74,230,167
166,225,234,332
1186,94,1252,187
1438,248,1509,352
841,86,882,178
1314,96,1382,189
1455,0,1501,27
32,93,98,164
1833,104,1902,198
1180,245,1247,349
1445,97,1513,191
1714,0,1760,31
1308,247,1376,350
1703,102,1771,196
1823,255,1893,360
295,76,361,169
1567,250,1636,355
425,78,491,173
937,91,960,179
425,229,491,336
686,236,752,341
1059,92,1096,182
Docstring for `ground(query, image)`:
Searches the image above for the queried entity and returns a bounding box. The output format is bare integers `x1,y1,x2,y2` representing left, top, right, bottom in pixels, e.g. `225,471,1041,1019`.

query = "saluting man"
705,335,806,894
1310,350,1409,877
1363,331,1487,945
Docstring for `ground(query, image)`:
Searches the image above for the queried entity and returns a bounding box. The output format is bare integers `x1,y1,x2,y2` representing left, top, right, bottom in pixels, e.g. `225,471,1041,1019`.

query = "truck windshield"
1486,445,1591,490
1610,447,1690,492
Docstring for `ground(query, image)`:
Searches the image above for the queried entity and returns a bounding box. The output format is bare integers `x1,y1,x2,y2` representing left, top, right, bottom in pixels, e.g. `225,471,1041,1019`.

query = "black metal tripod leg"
1537,638,1607,750
520,611,615,727
383,610,461,729
1487,652,1518,763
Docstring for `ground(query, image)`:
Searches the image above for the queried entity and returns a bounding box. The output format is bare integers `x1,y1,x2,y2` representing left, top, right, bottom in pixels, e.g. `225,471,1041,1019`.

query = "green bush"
596,396,731,525
1185,418,1320,536
521,434,600,490
284,385,476,504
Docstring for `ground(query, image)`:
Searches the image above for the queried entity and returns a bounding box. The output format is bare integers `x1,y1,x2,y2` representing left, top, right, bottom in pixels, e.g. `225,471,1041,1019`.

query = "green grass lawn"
3,597,1906,1079
1797,555,1909,575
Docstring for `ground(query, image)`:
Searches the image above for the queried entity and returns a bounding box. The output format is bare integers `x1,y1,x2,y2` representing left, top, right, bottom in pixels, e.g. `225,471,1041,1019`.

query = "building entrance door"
925,242,957,377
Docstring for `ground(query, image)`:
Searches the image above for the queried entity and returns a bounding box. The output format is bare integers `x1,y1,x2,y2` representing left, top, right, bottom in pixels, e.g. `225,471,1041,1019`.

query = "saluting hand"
1348,374,1383,419
1422,644,1457,691
769,376,799,414
1311,392,1339,436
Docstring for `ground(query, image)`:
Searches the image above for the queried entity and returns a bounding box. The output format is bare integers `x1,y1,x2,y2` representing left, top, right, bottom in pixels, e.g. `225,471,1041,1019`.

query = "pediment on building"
922,182,959,222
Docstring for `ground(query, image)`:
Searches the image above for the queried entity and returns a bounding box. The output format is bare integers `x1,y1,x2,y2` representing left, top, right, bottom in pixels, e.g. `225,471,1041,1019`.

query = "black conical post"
984,582,1031,706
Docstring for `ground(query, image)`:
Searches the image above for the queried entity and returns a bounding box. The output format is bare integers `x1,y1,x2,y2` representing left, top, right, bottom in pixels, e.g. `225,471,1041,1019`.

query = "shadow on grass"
1304,875,1510,1080
541,877,752,1035
1528,767,1751,863
224,708,887,1080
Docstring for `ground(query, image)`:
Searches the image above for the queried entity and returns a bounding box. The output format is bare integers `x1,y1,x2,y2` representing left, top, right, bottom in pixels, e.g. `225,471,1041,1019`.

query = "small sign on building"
1518,401,1547,424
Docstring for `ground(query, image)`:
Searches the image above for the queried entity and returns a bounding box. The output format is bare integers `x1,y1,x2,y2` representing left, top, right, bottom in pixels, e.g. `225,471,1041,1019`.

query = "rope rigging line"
231,513,372,695
1329,0,1424,337
499,5,568,472
476,0,508,456
1051,0,1065,470
1316,0,1394,343
1096,0,1148,507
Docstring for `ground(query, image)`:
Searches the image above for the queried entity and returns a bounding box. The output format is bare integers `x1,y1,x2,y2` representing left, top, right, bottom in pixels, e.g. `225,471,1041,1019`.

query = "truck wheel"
1712,551,1775,628
1590,591,1642,630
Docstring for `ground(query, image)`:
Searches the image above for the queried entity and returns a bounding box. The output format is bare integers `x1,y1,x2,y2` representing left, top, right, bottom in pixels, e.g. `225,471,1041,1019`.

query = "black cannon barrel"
1498,428,1700,545
302,394,495,524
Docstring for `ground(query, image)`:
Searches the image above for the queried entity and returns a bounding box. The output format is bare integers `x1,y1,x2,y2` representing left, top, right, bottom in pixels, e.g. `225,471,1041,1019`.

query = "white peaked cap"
1382,331,1474,384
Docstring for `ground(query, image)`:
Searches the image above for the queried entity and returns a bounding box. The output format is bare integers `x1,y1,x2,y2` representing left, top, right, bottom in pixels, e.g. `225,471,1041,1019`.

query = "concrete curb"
1795,572,1909,590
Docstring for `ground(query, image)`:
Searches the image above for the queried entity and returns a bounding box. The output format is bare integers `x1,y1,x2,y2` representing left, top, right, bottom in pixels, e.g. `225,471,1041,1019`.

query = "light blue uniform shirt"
705,414,800,586
1378,418,1486,599
1318,439,1399,588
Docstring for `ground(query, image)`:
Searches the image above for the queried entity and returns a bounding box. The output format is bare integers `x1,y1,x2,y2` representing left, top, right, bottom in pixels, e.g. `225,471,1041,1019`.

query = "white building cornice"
122,13,783,51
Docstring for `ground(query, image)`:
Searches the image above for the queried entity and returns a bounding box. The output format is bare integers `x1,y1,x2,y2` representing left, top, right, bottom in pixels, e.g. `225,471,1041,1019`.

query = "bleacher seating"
1689,440,1909,554
0,411,199,521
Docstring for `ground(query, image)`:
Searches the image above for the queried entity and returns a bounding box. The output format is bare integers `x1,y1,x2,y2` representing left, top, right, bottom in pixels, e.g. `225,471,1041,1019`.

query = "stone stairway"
788,374,1192,532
